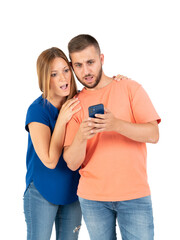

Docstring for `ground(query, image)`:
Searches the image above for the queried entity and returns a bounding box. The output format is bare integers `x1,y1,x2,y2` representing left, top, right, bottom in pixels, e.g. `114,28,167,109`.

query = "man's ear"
100,54,104,65
69,61,72,67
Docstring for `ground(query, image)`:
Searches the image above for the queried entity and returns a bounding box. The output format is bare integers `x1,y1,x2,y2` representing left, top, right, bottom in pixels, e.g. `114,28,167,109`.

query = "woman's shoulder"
25,96,50,131
27,95,46,111
30,95,44,106
26,95,49,119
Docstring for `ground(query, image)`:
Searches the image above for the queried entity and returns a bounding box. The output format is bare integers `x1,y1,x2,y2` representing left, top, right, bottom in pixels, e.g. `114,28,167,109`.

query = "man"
64,34,160,240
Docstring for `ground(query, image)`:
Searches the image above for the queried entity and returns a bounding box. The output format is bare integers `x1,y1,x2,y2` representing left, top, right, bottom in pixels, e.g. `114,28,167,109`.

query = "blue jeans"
79,196,154,240
23,182,82,240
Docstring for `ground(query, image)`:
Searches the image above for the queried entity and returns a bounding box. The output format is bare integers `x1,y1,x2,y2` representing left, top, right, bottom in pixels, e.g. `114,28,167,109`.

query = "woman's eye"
51,73,57,77
64,68,70,73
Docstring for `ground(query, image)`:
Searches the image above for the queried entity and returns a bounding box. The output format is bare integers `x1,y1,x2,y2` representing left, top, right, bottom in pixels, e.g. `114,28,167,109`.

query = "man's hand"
77,118,106,141
87,108,118,132
87,108,159,143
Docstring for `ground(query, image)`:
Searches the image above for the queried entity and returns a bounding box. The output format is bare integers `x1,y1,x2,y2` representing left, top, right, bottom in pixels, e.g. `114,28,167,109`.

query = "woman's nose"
59,74,66,82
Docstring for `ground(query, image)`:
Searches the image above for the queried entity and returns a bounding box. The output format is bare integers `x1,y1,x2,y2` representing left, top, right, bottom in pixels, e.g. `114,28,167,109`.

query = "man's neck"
86,72,113,91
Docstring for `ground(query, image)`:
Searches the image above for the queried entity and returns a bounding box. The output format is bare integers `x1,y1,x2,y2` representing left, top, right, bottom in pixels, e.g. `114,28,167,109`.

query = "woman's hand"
113,74,129,81
59,98,81,124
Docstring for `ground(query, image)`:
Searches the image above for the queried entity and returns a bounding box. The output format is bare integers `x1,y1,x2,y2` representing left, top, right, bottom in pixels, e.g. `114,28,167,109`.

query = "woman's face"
49,57,71,98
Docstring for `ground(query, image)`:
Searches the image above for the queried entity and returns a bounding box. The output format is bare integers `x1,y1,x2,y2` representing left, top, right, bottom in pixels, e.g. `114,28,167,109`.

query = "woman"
24,47,82,240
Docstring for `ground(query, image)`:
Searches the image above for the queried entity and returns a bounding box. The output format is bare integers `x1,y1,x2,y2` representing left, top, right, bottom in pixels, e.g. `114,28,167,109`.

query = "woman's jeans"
79,195,154,240
23,182,82,240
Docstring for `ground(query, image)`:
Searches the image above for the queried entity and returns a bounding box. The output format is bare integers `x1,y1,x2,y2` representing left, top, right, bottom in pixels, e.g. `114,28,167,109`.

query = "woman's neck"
47,95,66,110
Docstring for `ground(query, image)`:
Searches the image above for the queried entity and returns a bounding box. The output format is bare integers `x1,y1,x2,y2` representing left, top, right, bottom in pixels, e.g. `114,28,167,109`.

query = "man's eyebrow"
73,62,82,65
73,59,95,65
87,59,95,62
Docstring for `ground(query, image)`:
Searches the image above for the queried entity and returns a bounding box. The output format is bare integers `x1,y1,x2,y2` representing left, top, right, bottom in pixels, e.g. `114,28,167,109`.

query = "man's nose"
82,65,90,76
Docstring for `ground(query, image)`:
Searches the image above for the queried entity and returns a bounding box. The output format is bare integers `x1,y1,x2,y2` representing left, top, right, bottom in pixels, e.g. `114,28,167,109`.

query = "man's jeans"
79,195,154,240
24,182,82,240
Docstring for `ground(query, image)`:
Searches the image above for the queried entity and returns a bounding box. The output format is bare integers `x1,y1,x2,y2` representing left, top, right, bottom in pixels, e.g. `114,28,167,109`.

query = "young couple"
24,34,160,240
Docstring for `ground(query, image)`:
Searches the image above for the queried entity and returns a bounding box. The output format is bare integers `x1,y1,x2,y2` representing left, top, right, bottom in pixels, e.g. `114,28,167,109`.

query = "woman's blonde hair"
37,47,77,100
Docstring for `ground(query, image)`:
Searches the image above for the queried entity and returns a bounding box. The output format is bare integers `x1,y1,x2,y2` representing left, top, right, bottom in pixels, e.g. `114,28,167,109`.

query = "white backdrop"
1,0,180,239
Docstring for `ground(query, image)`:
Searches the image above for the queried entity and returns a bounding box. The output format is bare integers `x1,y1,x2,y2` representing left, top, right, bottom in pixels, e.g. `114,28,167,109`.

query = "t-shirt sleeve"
25,104,49,132
131,85,161,124
64,117,80,147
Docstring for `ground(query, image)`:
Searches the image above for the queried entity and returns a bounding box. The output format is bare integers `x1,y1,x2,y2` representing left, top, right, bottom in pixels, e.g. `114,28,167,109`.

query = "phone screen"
88,104,104,118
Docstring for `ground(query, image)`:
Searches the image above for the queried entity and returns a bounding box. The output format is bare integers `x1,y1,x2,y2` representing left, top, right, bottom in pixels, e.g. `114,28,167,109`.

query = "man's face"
70,46,104,89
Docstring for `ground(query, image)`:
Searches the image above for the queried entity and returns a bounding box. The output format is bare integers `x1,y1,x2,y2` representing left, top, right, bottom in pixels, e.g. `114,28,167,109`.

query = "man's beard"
76,67,102,89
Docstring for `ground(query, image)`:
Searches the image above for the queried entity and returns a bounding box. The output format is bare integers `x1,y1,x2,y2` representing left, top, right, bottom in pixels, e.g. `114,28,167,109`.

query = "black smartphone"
88,104,104,118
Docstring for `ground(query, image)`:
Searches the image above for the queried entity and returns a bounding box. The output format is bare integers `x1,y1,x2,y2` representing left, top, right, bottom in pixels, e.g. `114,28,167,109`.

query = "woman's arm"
29,98,81,169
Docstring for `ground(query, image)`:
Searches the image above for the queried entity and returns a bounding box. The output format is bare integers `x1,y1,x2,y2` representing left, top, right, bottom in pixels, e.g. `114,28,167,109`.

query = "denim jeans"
23,182,82,240
79,196,154,240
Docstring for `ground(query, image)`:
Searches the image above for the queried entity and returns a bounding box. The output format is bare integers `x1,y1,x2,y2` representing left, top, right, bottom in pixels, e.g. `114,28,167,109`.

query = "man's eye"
88,61,94,65
51,73,57,77
75,64,81,68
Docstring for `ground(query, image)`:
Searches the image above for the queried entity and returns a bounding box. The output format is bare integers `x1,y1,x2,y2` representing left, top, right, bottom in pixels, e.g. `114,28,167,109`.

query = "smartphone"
88,104,104,118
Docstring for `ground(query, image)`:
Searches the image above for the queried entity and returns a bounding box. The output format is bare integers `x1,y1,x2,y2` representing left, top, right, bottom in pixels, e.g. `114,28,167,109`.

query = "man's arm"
114,119,159,143
90,108,159,144
64,118,105,171
64,106,159,171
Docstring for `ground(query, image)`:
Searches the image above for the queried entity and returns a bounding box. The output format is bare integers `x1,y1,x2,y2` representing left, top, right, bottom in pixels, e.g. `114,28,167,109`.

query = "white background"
0,0,180,239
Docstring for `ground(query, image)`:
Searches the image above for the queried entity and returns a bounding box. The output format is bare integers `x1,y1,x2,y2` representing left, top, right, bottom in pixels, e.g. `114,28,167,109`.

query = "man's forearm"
114,119,159,143
92,109,159,144
64,133,87,171
64,118,102,171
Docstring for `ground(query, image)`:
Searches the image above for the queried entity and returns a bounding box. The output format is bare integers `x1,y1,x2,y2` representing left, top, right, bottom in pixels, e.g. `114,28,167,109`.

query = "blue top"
25,95,80,205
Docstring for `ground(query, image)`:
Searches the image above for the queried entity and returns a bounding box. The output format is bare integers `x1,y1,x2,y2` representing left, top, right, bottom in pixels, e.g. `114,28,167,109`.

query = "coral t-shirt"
64,79,161,201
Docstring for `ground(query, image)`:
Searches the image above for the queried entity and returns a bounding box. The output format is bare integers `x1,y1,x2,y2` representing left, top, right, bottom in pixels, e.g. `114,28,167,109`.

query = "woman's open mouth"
60,84,68,90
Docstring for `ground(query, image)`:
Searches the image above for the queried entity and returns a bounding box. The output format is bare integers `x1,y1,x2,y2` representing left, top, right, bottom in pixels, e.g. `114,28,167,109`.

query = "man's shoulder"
114,78,141,94
117,78,141,87
76,88,85,96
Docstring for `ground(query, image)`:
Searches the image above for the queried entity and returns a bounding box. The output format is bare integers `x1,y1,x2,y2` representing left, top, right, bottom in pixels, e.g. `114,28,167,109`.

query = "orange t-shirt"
64,79,161,201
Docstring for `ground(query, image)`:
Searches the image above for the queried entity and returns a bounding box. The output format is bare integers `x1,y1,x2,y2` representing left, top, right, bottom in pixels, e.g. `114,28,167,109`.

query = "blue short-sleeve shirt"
25,95,80,205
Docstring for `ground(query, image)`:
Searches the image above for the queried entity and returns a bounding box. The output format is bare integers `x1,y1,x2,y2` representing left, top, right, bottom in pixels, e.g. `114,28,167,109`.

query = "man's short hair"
68,34,101,57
